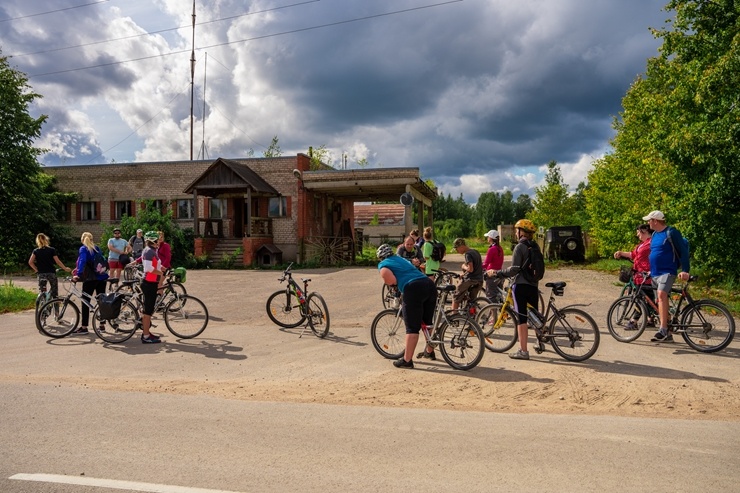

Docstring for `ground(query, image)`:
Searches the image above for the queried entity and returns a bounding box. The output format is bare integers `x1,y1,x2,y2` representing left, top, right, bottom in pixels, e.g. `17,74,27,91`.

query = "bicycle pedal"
533,343,545,354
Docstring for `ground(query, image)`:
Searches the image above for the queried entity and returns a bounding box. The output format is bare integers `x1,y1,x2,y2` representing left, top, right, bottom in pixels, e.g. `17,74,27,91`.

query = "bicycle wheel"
164,295,209,338
479,304,518,352
679,299,736,353
92,300,139,343
438,314,485,371
548,307,600,362
370,309,406,359
306,292,330,338
36,298,79,338
606,296,648,342
266,290,305,328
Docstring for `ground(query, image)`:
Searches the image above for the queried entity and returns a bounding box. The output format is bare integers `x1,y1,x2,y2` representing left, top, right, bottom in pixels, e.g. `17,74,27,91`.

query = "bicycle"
266,263,330,338
476,278,549,353
34,268,67,315
98,276,209,343
606,273,735,352
478,280,599,361
35,276,136,339
116,264,187,305
370,282,485,371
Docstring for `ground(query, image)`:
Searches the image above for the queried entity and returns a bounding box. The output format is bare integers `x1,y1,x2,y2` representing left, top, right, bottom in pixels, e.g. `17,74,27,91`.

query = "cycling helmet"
376,244,394,260
514,219,536,234
144,231,159,242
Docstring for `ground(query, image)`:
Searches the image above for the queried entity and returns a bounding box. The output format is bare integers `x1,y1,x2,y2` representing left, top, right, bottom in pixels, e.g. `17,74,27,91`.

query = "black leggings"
81,279,107,327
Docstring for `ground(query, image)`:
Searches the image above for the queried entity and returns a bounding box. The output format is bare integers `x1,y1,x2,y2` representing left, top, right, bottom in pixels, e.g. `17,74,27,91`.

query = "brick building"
45,155,436,266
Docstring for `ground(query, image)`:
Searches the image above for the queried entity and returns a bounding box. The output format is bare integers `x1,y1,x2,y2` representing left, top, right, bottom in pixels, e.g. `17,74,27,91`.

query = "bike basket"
618,266,633,283
96,293,125,320
173,266,187,283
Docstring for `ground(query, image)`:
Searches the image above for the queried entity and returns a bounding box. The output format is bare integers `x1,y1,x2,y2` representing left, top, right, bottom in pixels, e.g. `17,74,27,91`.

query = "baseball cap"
642,210,666,221
484,230,499,240
136,229,143,233
113,228,121,233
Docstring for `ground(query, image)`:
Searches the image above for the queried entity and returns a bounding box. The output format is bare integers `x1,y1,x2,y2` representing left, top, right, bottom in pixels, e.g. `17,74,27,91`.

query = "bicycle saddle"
437,284,456,292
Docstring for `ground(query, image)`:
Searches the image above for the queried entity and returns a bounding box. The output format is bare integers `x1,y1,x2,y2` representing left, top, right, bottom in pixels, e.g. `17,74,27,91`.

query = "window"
150,200,164,212
57,202,69,221
209,198,225,219
113,201,132,219
268,196,287,217
80,202,98,221
178,199,194,219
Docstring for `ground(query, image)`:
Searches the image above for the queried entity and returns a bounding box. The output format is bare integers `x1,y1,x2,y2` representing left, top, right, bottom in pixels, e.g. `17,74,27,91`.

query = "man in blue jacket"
643,210,690,342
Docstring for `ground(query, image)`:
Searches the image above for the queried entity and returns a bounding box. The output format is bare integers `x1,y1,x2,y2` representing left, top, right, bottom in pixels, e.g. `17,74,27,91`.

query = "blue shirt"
378,255,427,293
649,227,689,277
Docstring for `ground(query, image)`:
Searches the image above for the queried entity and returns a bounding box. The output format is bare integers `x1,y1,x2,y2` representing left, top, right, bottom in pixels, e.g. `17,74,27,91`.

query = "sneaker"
509,349,530,360
393,357,414,369
650,331,674,342
416,349,436,361
73,327,89,334
141,334,161,344
625,320,638,331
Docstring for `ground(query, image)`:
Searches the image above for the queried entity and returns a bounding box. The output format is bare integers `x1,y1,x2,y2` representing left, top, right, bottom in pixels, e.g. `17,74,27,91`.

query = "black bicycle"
266,263,330,338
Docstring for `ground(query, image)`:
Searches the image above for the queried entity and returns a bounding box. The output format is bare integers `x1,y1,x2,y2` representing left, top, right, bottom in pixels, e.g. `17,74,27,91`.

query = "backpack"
96,292,124,320
664,226,690,267
522,240,546,282
85,247,109,280
430,240,446,262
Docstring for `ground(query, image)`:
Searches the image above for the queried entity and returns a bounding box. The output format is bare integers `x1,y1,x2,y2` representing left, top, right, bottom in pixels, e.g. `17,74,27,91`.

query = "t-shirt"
107,238,128,260
422,241,440,275
32,247,57,274
483,243,504,271
142,246,162,283
129,235,145,258
378,255,427,293
396,244,423,264
463,248,484,282
630,239,651,284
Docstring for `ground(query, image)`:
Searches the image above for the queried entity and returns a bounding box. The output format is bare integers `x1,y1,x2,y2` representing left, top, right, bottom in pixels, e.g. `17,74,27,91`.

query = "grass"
0,281,36,314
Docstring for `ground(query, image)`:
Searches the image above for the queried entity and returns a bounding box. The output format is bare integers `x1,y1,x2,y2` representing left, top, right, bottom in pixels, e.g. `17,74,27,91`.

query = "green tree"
308,144,332,170
529,161,579,230
0,54,54,269
586,0,740,281
514,193,533,221
263,135,282,158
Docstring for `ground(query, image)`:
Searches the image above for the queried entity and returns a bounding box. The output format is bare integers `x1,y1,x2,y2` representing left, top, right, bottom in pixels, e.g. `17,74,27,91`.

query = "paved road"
1,259,738,492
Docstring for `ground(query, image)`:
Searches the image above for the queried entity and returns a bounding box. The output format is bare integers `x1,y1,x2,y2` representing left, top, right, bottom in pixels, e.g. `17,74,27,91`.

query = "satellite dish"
400,192,414,206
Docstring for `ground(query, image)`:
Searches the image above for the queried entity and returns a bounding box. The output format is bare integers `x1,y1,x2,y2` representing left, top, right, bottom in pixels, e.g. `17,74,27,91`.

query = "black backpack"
430,241,446,262
522,240,545,282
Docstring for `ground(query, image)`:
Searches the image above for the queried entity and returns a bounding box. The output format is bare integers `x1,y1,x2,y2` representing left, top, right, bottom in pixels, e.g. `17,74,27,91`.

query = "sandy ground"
2,254,739,421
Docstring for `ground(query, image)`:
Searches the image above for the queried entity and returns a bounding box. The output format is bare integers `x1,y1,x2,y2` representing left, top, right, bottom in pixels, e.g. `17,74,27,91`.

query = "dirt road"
2,254,739,421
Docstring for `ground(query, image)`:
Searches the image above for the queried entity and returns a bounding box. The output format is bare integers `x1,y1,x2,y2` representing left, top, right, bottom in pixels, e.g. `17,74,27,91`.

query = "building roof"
354,204,406,226
183,157,280,197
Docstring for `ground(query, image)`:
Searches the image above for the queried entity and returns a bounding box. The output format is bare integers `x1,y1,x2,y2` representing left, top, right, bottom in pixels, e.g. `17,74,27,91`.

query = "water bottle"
528,307,544,330
296,288,306,304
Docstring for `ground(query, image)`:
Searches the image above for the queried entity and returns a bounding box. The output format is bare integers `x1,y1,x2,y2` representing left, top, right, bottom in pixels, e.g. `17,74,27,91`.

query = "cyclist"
396,236,424,270
107,227,130,281
613,224,655,328
486,219,540,360
482,230,504,302
140,231,164,344
72,232,109,334
642,210,690,342
420,227,439,278
450,238,483,313
377,244,437,368
28,233,72,300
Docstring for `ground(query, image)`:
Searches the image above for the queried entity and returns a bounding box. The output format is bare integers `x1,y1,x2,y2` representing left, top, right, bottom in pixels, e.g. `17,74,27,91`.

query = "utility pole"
189,0,196,160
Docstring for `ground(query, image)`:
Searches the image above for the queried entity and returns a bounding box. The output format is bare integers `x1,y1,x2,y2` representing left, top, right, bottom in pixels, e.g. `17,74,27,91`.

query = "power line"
8,0,320,58
0,0,109,23
27,0,463,78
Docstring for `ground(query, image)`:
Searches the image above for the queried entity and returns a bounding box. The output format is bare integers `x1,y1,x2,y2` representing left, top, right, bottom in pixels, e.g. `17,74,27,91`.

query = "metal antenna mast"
189,0,196,160
198,53,209,160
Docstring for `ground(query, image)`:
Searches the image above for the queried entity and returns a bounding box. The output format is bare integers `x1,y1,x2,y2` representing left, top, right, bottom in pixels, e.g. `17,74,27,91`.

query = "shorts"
454,279,483,304
141,280,159,316
651,273,676,294
108,260,123,270
401,277,437,334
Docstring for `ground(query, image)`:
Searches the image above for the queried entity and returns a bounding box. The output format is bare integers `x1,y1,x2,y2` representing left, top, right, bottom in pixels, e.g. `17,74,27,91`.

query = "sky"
1,0,671,203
